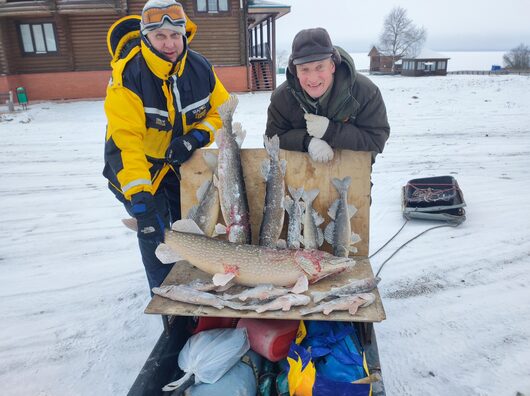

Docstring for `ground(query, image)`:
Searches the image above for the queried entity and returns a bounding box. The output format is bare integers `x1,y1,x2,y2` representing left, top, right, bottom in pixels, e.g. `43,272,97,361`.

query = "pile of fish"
125,93,376,315
152,275,379,315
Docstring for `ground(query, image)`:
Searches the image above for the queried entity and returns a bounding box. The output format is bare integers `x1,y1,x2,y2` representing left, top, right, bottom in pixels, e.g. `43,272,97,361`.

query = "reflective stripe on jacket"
103,16,229,200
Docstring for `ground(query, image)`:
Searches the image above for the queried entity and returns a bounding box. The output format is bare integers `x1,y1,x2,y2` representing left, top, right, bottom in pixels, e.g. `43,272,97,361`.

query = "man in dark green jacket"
266,28,390,163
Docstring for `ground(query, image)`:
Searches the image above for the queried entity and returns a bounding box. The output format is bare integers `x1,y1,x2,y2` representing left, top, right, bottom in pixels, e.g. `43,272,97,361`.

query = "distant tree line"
504,44,530,70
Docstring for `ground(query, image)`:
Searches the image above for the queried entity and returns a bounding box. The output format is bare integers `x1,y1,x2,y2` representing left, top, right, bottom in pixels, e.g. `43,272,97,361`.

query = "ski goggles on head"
141,4,186,32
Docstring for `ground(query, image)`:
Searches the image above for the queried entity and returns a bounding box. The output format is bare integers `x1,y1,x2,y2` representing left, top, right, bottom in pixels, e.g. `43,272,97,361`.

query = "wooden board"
145,257,386,323
179,148,371,257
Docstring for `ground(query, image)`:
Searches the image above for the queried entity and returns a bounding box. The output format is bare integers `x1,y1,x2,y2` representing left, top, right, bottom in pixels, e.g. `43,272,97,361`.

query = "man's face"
295,58,335,99
146,28,184,63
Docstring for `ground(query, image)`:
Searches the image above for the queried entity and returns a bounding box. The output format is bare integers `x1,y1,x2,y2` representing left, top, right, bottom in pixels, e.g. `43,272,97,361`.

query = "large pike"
215,94,251,244
186,151,220,237
149,219,356,287
324,177,361,257
259,135,286,247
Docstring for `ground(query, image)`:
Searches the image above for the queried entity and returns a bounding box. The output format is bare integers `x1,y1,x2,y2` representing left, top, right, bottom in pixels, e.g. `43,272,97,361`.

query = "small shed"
367,46,401,74
401,49,450,76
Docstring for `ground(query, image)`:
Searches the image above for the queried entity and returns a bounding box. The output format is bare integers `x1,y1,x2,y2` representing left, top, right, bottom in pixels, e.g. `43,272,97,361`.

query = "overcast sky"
274,0,530,52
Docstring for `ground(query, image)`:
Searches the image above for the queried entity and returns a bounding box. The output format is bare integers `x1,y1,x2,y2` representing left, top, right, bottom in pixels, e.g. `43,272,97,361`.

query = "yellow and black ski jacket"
103,16,229,201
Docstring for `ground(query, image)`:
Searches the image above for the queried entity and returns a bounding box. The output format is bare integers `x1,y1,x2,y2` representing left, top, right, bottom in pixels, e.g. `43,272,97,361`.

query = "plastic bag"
162,328,250,392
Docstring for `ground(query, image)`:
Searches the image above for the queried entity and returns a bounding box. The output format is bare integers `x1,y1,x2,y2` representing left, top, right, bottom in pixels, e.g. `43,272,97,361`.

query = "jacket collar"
140,35,189,80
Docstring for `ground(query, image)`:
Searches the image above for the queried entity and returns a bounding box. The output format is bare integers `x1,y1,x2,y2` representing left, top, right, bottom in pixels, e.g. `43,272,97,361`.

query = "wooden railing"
447,70,530,76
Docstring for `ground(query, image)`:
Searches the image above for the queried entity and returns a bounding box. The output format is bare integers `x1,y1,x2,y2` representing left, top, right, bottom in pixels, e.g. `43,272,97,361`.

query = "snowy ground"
1,73,529,395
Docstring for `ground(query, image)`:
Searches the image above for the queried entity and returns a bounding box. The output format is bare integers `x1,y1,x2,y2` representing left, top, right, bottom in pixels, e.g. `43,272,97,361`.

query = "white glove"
308,138,334,163
304,113,330,139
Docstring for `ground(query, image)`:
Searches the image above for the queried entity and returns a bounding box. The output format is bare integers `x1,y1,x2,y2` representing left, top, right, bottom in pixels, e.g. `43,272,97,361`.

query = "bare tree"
503,44,530,70
378,6,426,72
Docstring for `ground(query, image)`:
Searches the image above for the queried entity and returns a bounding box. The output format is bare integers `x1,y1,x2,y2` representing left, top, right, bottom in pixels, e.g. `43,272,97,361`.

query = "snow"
1,73,530,395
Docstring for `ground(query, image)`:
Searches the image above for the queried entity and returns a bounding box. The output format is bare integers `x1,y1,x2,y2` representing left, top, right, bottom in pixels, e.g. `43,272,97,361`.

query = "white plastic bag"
162,328,249,392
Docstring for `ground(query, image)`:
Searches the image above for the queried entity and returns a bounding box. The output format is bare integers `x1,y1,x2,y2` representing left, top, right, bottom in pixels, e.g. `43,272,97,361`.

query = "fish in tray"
300,293,376,316
126,218,356,288
215,94,251,244
301,188,324,249
284,186,304,249
186,151,220,237
324,176,362,257
259,135,287,248
311,276,381,303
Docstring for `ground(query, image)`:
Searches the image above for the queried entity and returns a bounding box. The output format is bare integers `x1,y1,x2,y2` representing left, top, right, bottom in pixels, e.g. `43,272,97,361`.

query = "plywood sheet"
145,257,386,323
179,148,371,256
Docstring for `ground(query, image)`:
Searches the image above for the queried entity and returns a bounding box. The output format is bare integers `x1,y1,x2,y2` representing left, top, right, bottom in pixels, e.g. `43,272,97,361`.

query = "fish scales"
259,135,286,247
216,95,251,244
160,225,356,287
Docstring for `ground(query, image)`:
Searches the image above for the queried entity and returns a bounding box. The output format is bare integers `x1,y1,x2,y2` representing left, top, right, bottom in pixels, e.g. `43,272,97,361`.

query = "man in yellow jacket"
103,0,229,291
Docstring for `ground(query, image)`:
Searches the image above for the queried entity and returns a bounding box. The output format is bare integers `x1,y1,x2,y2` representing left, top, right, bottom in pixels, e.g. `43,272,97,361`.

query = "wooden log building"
0,0,290,101
368,46,401,74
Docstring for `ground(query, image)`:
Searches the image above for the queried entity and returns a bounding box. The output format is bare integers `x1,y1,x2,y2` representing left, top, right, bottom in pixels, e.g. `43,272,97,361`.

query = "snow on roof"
406,49,450,60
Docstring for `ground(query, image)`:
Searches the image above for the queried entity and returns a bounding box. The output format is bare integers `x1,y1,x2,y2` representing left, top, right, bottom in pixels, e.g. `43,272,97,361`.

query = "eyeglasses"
142,4,186,30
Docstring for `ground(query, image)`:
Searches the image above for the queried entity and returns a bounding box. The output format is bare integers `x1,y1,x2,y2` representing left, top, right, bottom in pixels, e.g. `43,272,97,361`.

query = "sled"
128,149,386,395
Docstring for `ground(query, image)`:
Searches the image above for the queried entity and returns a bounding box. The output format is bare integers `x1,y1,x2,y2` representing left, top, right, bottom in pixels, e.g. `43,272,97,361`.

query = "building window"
19,22,58,55
197,0,228,13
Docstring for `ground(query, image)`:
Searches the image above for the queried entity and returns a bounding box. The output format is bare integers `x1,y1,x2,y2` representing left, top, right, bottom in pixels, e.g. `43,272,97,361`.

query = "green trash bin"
16,87,28,109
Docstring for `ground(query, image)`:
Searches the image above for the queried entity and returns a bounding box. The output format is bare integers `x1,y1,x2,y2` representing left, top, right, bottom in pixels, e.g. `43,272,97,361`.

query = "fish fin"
299,234,305,246
233,122,246,148
348,301,362,315
348,246,358,254
215,281,234,292
284,195,294,215
276,239,287,249
186,205,198,221
213,272,235,286
214,127,225,147
327,199,339,220
324,221,335,244
264,134,280,159
348,205,358,218
290,275,309,294
297,255,318,276
317,228,324,247
260,159,270,180
215,223,227,235
171,219,204,235
288,185,304,202
218,94,238,123
155,243,183,264
280,159,287,176
312,209,324,226
196,179,211,202
202,150,218,174
311,291,326,303
331,176,352,193
323,307,334,315
302,188,319,205
122,217,138,231
351,232,362,244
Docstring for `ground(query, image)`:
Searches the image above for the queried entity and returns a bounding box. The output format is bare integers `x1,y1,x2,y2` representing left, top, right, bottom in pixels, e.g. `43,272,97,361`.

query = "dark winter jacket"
265,47,390,157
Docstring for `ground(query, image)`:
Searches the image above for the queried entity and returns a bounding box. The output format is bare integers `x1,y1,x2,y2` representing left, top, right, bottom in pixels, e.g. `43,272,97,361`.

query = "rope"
369,219,409,259
374,222,461,278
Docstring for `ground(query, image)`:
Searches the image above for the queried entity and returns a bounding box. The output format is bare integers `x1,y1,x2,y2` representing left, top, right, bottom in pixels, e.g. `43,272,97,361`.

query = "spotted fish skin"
155,220,356,287
259,135,286,248
301,189,324,249
285,186,304,249
216,94,251,244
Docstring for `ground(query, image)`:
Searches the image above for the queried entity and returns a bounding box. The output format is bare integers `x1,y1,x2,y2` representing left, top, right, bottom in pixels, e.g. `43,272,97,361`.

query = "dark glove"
166,129,209,166
130,192,165,244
